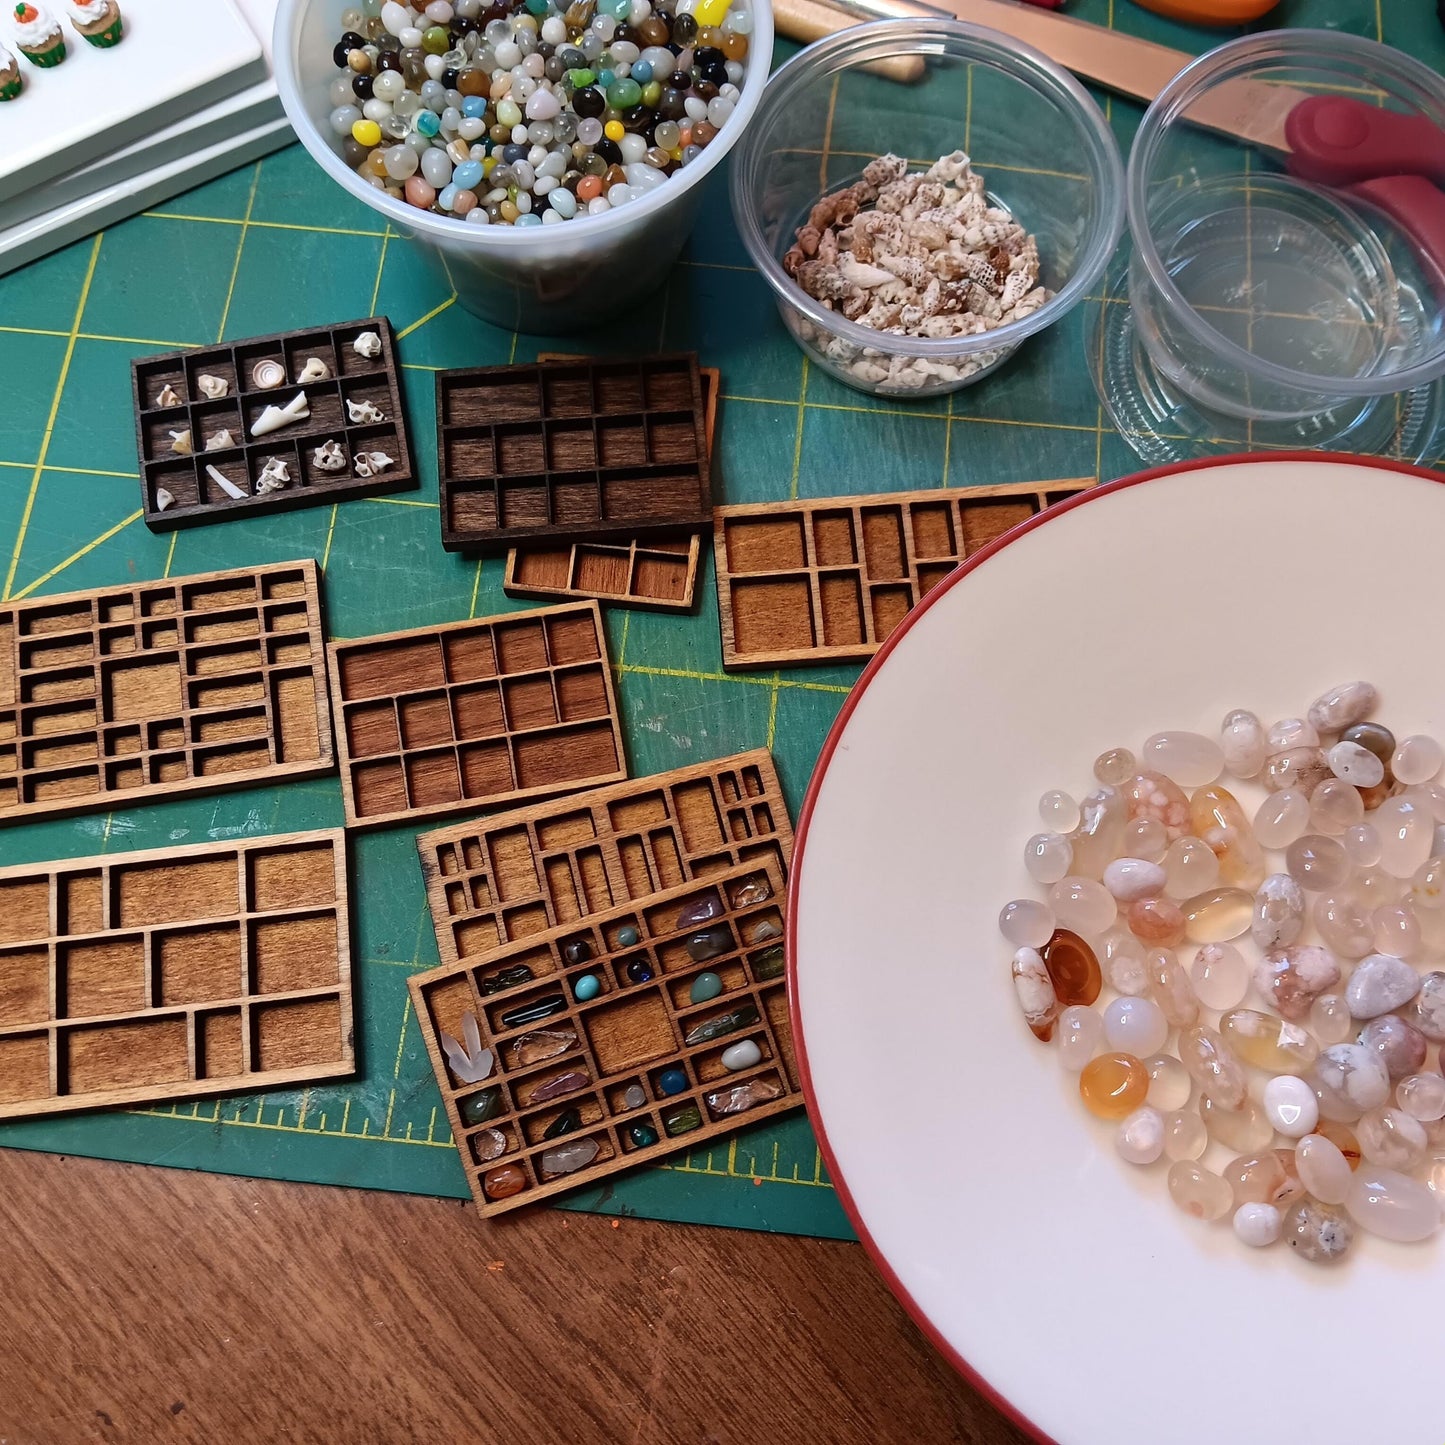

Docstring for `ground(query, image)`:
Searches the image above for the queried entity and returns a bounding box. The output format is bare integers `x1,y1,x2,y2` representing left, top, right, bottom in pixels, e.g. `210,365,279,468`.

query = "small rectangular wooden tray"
501,364,719,612
416,748,791,967
0,828,354,1120
436,353,712,553
132,316,417,530
410,856,797,1216
714,479,1094,669
0,559,334,824
328,600,626,831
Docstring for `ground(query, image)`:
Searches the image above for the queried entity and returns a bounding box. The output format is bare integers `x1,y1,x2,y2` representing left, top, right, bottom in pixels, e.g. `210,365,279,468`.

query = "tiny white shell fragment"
347,398,387,424
312,439,346,471
167,428,193,456
156,383,183,407
295,356,331,384
353,330,383,358
204,464,248,501
251,358,286,389
196,373,230,399
205,428,235,452
250,392,310,438
155,487,175,512
255,456,291,494
354,450,395,477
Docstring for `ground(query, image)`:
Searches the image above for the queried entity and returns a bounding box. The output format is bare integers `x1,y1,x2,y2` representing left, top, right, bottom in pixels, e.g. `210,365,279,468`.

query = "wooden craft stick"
771,0,927,82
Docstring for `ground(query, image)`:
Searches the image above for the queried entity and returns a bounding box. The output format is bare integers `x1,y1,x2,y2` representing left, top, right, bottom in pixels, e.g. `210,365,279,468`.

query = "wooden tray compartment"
416,748,791,967
0,829,354,1119
437,354,711,552
409,857,798,1216
132,317,417,530
0,560,333,823
714,480,1094,669
328,600,626,830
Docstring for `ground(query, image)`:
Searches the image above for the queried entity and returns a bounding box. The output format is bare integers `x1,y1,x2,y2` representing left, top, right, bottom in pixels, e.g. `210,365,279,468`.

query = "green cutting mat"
0,1,1440,1240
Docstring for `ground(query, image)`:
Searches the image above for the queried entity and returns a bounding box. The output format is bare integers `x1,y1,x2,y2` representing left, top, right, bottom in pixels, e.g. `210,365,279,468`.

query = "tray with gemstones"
408,856,799,1217
130,315,417,529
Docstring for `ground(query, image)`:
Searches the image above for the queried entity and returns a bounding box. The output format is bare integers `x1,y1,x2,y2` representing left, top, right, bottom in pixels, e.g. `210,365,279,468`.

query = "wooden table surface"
0,1149,1031,1445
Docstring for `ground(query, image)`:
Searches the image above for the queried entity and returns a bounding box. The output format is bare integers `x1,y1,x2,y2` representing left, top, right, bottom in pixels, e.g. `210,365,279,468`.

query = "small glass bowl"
730,19,1125,398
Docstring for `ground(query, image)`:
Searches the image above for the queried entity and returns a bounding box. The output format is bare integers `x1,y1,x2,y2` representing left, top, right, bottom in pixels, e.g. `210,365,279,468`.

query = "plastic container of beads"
731,19,1124,397
273,0,773,333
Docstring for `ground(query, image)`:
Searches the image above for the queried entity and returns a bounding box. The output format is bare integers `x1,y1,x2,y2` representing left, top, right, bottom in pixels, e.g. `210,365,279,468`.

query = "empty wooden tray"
416,748,792,966
0,829,354,1119
410,856,798,1216
436,353,712,552
133,316,416,530
502,363,719,612
328,600,626,830
0,559,334,823
714,479,1094,669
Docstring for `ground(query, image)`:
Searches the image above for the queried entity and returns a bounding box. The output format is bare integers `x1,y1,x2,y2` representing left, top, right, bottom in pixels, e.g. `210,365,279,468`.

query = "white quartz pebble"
999,898,1055,949
1347,1167,1441,1242
1315,1043,1391,1111
1220,709,1268,779
1393,735,1444,785
1397,1072,1445,1121
1327,740,1384,787
1233,1202,1282,1247
1252,873,1304,951
1047,877,1117,936
1144,1053,1192,1110
1055,1004,1103,1072
1100,930,1149,996
1038,789,1080,832
1104,996,1169,1057
1116,1106,1165,1165
1263,1074,1319,1138
1253,789,1311,850
1141,731,1223,787
1189,943,1249,1010
1375,796,1434,878
1023,832,1072,885
1345,953,1422,1019
1357,1106,1428,1170
1296,1133,1353,1204
1268,717,1319,751
1102,857,1167,902
721,1039,762,1071
1307,680,1378,734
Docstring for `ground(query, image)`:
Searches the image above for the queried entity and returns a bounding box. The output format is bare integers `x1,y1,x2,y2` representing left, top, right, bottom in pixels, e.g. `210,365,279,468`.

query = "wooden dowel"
770,0,928,82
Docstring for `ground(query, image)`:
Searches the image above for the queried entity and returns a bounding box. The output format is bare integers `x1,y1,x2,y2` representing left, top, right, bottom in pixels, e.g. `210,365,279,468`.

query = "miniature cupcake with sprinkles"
10,3,64,64
0,40,21,98
66,0,120,46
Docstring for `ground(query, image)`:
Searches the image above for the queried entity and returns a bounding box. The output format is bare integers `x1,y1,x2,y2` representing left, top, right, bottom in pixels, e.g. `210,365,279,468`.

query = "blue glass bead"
617,925,641,947
453,160,484,189
631,59,652,83
629,1123,659,1148
516,214,543,227
461,96,486,117
598,68,615,88
574,973,602,1001
437,183,459,211
624,958,654,984
415,110,441,138
658,1067,688,1096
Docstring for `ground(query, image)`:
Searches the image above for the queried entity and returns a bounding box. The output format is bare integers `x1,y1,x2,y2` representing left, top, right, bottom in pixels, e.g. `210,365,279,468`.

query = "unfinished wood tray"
328,600,626,830
0,829,354,1119
502,364,719,612
410,856,798,1216
714,479,1095,669
0,560,334,823
133,316,417,530
416,748,791,967
436,353,711,553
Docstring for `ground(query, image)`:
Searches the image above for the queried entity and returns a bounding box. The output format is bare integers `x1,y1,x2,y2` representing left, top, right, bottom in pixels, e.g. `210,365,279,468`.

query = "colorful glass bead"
1078,1052,1148,1120
624,958,654,984
563,939,592,965
1040,929,1101,1006
617,925,641,947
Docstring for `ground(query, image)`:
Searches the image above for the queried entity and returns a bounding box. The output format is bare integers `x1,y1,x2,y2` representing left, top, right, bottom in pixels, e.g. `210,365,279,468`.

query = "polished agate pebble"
1004,686,1445,1260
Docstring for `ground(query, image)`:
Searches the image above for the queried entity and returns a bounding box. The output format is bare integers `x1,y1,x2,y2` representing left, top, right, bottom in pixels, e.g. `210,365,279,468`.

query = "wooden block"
503,365,719,612
436,353,712,553
0,829,354,1119
714,479,1096,669
133,316,417,530
0,560,334,824
409,856,797,1217
328,600,626,830
416,748,792,966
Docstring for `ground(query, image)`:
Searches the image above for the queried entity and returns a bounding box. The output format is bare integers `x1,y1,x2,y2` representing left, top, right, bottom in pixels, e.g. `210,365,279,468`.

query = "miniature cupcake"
66,0,120,46
10,3,64,65
0,41,21,98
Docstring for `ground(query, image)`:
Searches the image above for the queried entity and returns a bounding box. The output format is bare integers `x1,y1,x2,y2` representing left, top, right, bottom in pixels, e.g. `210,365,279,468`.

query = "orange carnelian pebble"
483,1163,528,1199
1079,1052,1149,1120
1041,928,1101,1006
576,174,603,201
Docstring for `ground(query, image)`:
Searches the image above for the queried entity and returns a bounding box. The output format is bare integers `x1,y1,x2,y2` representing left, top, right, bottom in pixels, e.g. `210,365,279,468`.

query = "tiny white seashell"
251,358,286,390
312,439,346,471
156,383,183,407
354,450,395,478
204,428,235,452
196,373,230,399
295,356,330,384
167,428,193,456
346,398,386,424
155,488,175,512
353,330,383,359
255,456,291,494
204,464,248,501
250,392,310,438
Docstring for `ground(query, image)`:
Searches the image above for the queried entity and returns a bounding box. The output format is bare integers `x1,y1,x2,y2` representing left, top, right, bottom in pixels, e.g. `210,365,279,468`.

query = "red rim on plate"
784,450,1445,1445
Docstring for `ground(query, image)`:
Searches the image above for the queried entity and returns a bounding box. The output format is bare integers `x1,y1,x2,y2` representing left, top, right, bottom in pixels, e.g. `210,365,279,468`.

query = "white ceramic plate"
788,455,1445,1445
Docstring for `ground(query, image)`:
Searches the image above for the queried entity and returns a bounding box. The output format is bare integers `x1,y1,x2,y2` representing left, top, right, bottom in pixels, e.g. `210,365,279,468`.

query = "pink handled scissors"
1283,95,1445,294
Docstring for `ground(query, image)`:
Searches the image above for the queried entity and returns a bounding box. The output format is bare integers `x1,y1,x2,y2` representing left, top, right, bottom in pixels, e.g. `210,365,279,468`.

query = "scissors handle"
1285,95,1445,188
1347,175,1445,300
